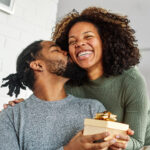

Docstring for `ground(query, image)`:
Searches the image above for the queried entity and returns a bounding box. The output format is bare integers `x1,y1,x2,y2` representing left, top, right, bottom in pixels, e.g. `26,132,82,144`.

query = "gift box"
83,118,129,142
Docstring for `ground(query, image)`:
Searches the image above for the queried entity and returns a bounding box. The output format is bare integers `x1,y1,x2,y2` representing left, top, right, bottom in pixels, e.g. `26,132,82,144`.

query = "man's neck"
33,74,68,101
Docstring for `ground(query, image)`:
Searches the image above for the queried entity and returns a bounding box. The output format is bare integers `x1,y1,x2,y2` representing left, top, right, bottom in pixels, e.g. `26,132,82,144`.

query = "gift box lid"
84,119,129,131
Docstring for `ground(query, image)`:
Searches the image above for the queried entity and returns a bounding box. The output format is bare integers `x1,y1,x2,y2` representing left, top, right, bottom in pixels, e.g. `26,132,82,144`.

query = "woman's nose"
75,40,85,48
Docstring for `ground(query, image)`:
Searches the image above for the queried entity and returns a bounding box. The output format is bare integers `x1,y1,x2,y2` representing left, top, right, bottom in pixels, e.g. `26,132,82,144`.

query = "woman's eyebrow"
83,31,93,34
69,31,93,39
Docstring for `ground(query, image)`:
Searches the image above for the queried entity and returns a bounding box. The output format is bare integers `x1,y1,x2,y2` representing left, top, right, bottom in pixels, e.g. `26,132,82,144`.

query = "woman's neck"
87,64,103,80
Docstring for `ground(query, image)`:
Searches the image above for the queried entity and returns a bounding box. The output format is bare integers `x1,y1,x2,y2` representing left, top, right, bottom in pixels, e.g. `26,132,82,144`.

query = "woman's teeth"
78,51,93,57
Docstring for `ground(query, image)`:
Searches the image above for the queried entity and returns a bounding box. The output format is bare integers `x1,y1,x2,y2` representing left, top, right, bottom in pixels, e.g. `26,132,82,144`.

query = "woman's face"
68,22,103,71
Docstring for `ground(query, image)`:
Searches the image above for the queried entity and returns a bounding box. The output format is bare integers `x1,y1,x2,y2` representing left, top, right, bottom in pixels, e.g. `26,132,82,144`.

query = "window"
0,0,15,14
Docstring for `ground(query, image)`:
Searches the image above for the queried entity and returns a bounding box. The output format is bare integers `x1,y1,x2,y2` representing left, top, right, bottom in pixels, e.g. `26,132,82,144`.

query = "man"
0,40,118,150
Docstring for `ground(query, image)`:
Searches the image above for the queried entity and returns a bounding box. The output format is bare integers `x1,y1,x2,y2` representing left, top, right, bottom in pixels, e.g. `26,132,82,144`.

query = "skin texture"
64,131,117,150
40,41,68,75
30,41,68,101
68,22,103,80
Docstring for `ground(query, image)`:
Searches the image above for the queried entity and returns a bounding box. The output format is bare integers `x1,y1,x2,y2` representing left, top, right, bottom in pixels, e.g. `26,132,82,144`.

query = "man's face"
40,41,68,76
39,41,88,83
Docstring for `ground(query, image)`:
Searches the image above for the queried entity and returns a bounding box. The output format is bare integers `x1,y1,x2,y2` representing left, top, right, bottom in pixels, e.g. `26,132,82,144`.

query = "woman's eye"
85,35,93,39
69,41,76,45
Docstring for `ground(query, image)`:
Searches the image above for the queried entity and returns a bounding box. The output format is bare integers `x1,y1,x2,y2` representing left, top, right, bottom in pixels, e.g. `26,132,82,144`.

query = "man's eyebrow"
49,44,59,48
69,31,93,39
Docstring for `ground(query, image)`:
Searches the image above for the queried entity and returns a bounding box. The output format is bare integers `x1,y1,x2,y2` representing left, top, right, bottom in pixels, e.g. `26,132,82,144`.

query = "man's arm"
0,110,20,150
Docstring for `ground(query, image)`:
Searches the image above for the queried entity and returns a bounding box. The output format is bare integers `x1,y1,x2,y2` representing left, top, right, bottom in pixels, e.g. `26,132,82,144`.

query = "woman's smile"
68,21,103,71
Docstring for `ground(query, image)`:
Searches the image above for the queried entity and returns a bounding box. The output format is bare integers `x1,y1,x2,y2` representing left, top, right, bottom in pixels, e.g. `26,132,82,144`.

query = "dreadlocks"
1,40,43,97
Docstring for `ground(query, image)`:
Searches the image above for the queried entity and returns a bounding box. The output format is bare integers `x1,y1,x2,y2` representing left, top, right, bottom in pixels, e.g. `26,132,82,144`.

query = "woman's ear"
30,60,43,72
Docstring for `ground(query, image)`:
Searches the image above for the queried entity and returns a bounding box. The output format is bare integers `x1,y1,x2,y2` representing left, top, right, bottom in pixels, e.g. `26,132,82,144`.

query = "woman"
52,7,150,149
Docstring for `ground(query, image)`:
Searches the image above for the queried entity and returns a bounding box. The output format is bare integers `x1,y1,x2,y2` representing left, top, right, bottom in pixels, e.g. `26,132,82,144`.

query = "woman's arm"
122,71,149,149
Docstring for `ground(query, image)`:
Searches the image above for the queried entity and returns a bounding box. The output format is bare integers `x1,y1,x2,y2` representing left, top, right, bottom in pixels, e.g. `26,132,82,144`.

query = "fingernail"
3,104,7,109
110,139,116,144
105,132,109,136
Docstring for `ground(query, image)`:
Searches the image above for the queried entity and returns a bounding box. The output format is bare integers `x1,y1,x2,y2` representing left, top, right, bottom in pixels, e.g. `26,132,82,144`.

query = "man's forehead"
41,41,56,47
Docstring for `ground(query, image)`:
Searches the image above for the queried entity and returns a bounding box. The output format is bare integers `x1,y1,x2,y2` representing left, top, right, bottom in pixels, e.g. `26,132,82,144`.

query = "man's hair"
52,7,140,77
1,40,43,97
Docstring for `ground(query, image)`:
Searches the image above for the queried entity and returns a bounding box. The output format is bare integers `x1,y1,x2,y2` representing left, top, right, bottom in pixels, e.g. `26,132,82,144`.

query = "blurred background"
0,0,149,109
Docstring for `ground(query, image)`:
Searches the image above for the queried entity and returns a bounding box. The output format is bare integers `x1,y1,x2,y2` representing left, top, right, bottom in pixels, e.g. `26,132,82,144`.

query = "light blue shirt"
0,94,106,150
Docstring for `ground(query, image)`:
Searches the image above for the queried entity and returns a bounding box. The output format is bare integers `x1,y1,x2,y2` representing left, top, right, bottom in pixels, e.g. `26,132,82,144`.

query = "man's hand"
109,129,134,150
3,99,24,109
64,131,116,150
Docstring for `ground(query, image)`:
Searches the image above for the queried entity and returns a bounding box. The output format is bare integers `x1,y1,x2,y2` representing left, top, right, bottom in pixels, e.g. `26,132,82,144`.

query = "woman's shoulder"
123,67,144,80
121,67,149,102
121,67,146,86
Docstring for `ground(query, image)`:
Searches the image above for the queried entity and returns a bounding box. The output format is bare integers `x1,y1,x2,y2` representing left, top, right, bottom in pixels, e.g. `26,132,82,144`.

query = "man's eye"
52,49,59,52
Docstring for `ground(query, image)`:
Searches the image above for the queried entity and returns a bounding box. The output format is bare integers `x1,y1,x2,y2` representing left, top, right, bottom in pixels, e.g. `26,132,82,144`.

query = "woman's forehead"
69,22,98,37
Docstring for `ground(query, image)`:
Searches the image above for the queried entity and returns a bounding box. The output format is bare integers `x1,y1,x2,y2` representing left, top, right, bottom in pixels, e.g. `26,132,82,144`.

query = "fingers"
70,130,83,142
110,140,127,149
127,128,134,135
3,99,24,109
115,134,130,141
109,134,129,150
85,139,116,150
84,132,110,142
3,104,9,109
8,101,15,106
110,145,122,150
13,99,24,103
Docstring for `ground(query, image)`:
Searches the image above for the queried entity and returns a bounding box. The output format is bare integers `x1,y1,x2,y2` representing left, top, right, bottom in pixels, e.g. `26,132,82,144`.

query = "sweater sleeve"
56,147,64,150
0,110,20,150
123,71,149,150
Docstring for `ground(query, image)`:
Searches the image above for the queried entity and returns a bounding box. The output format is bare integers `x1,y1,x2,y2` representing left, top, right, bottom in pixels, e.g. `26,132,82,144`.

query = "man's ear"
30,60,43,72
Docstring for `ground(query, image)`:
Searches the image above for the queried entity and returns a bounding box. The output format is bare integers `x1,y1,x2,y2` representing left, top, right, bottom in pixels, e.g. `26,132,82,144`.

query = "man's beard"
46,58,89,86
46,59,66,76
62,61,89,86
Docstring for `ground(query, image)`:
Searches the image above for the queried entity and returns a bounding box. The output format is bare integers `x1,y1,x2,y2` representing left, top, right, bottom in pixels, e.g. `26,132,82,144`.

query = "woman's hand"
109,129,134,150
3,99,24,109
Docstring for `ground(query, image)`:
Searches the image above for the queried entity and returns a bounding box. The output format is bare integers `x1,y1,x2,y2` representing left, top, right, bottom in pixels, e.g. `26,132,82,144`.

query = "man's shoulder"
69,94,106,110
0,95,33,117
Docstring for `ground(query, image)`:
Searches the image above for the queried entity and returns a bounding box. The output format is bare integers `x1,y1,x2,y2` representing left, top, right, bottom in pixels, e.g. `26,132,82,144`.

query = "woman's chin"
78,63,93,70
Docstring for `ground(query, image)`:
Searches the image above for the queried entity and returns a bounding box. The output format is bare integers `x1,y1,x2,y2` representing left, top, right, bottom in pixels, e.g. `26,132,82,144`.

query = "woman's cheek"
69,47,76,59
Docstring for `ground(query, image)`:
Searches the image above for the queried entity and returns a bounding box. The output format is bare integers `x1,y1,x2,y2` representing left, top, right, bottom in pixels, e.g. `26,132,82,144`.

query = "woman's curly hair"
52,7,140,77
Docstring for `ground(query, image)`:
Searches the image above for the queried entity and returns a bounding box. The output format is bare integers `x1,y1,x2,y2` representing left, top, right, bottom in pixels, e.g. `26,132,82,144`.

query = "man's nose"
61,50,68,56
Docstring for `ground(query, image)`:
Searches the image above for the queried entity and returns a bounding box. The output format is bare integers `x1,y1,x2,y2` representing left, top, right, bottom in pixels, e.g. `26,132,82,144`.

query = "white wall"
0,0,59,109
138,49,150,97
57,0,150,50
